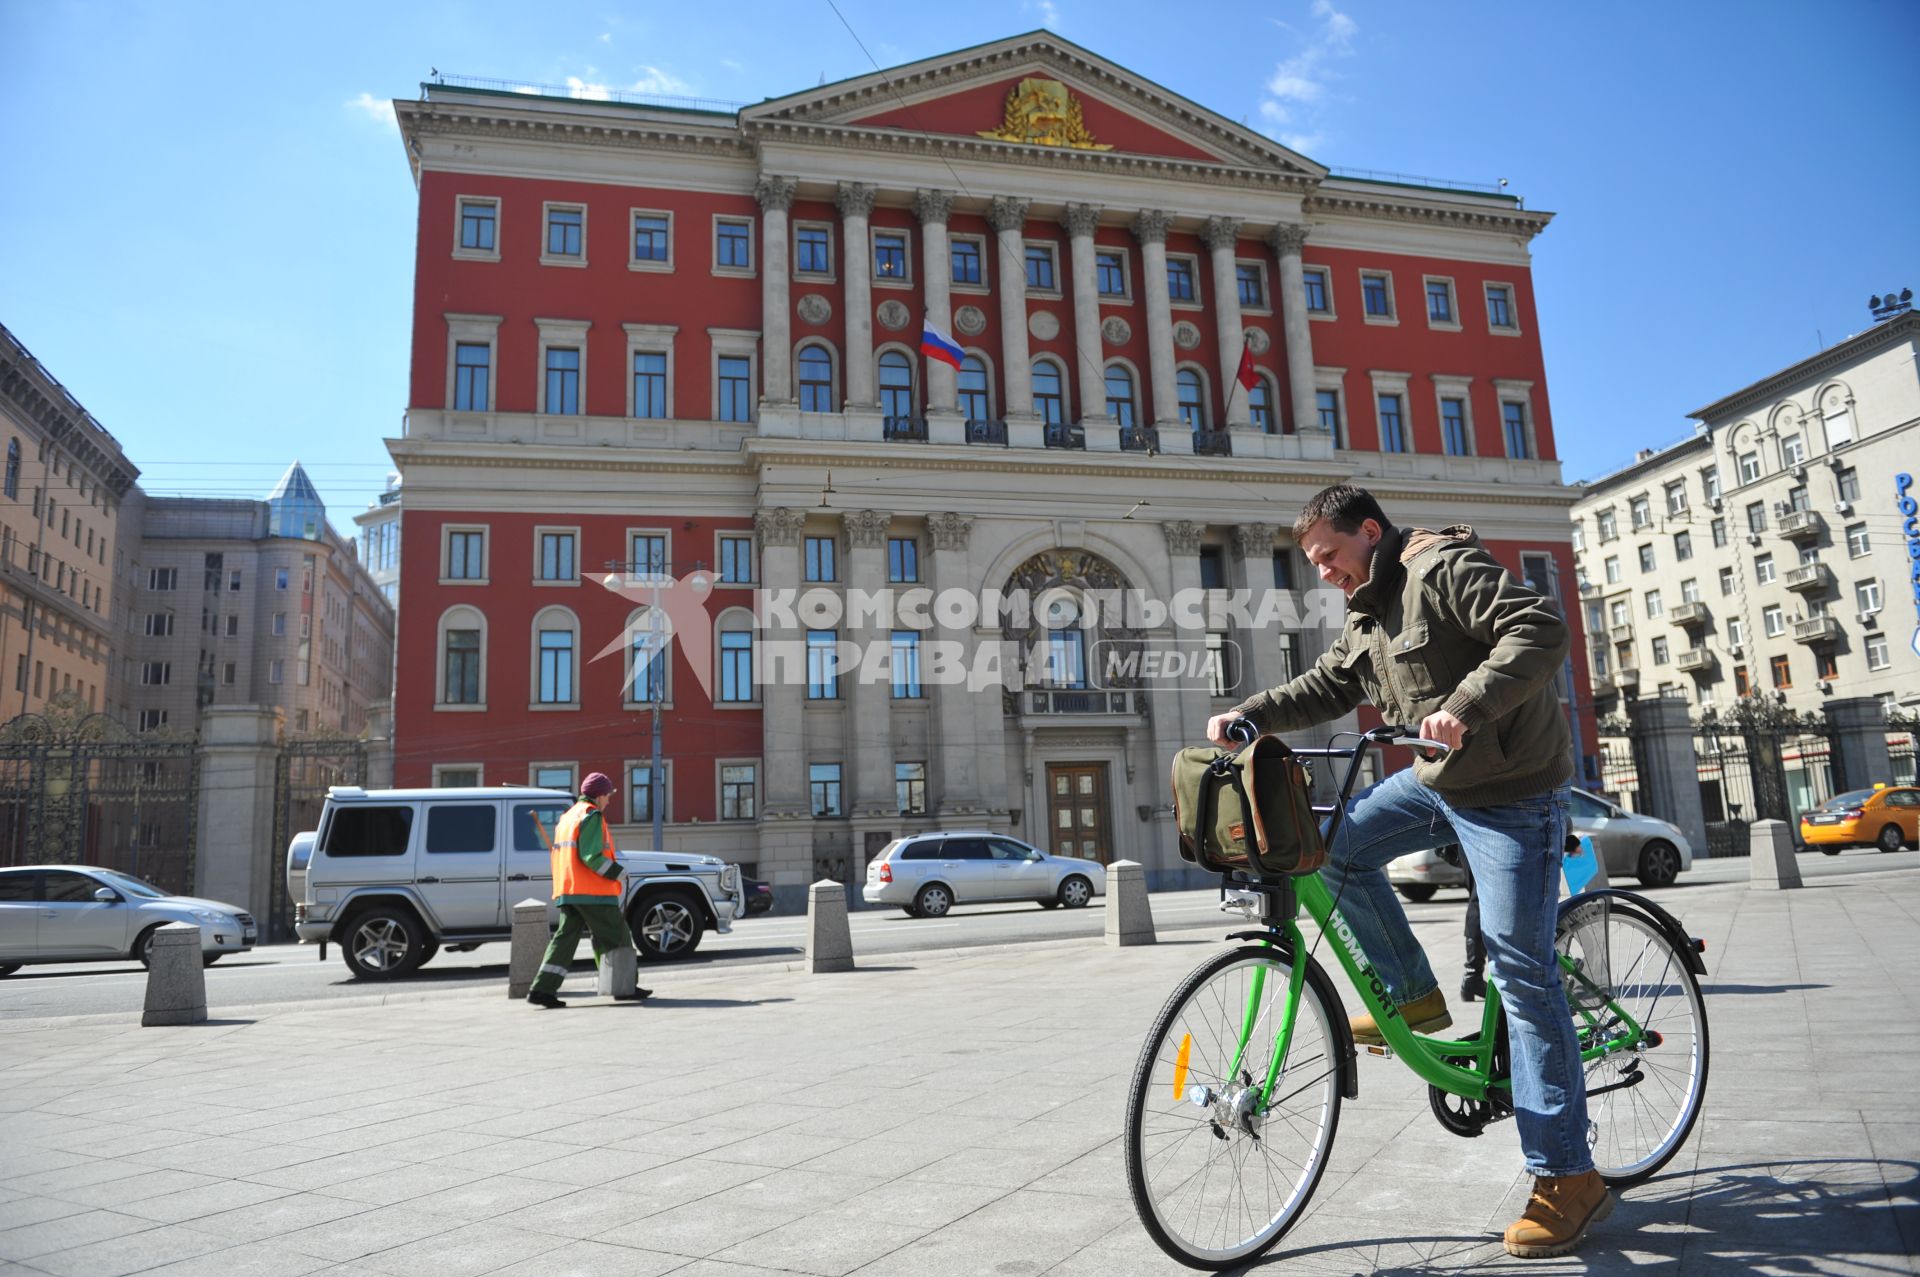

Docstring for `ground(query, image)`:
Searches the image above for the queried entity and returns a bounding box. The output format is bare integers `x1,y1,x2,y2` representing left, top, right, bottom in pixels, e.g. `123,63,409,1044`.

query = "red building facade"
392,33,1592,902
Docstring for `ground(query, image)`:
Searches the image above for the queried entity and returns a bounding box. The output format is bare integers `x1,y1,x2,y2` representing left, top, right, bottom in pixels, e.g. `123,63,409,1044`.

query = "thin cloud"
1023,0,1062,31
1256,0,1356,156
598,31,612,44
566,75,613,101
345,92,396,130
630,65,693,96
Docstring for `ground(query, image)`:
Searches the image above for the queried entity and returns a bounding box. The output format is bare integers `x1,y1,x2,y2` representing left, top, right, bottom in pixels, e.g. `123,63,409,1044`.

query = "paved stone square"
2,864,1916,1276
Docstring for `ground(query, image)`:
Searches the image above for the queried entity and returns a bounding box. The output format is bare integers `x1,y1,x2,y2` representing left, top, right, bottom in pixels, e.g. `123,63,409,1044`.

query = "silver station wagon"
862,831,1107,917
0,865,256,975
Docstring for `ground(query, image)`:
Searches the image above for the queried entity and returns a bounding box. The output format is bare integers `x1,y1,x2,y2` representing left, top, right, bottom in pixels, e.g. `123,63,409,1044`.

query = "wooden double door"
1045,763,1112,864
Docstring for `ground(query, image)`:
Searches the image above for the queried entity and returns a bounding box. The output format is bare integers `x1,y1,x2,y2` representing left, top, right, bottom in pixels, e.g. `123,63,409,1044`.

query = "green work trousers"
531,902,634,995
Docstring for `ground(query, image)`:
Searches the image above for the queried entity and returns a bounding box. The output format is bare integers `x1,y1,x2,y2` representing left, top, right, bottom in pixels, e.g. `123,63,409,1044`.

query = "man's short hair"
1292,484,1393,541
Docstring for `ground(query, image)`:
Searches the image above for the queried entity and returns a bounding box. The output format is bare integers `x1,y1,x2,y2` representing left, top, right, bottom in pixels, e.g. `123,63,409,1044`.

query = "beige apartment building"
119,464,395,738
1571,312,1919,721
0,323,140,722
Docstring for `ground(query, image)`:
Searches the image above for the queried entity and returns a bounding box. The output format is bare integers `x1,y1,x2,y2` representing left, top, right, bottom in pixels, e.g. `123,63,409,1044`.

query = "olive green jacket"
1230,524,1572,808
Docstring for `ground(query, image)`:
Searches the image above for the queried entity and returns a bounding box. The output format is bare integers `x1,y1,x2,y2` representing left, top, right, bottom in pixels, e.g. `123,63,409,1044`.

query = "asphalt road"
2,848,1909,1022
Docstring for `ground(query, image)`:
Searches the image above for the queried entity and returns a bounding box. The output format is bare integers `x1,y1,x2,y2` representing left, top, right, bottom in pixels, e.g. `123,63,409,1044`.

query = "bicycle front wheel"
1123,945,1345,1270
1556,896,1710,1186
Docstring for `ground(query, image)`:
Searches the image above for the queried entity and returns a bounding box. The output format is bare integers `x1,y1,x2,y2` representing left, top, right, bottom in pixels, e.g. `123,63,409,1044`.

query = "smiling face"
1299,517,1385,597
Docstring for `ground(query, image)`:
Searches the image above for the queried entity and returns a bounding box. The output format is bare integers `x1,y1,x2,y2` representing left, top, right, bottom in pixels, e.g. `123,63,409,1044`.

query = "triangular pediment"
743,31,1325,177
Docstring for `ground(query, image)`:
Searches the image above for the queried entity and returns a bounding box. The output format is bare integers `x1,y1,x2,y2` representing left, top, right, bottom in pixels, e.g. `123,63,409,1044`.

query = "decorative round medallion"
1173,320,1202,350
797,293,832,326
876,299,911,332
1028,310,1061,341
954,304,987,336
1243,326,1271,355
1100,316,1132,346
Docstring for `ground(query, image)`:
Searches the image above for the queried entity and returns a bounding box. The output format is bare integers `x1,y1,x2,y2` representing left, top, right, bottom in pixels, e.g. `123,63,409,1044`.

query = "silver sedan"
0,865,256,975
863,832,1108,917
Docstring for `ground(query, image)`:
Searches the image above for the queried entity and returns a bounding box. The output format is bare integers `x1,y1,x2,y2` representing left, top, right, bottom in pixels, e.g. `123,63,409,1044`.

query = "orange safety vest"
551,801,621,901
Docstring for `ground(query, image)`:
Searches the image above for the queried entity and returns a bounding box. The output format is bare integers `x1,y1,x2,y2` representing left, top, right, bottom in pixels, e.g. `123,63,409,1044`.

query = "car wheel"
902,906,920,918
416,941,441,968
1037,899,1060,910
1397,885,1437,903
1877,824,1905,853
133,925,163,969
913,883,953,918
1820,844,1842,856
1058,875,1093,909
632,890,705,961
340,906,428,980
202,954,223,968
0,962,20,977
1636,839,1681,888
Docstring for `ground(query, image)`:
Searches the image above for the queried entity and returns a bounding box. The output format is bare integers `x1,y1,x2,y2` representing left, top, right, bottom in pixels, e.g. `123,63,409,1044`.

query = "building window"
275,567,289,590
1024,243,1056,290
538,531,576,583
1426,278,1455,323
444,630,481,704
880,351,916,424
138,710,168,732
1360,272,1394,319
950,239,982,285
1866,634,1890,671
1727,618,1746,649
1096,250,1127,298
1198,546,1226,591
719,630,754,702
537,627,576,704
1596,510,1617,541
716,219,752,270
1738,451,1761,484
1205,631,1235,696
721,764,757,820
268,659,284,685
448,343,493,414
1836,466,1860,502
718,535,754,585
882,537,919,585
545,206,584,259
225,614,239,637
459,199,496,252
890,631,922,698
631,212,670,264
1166,258,1196,302
1734,665,1751,696
1302,268,1330,314
545,348,581,415
1787,484,1810,512
271,612,287,637
1747,501,1768,534
1781,433,1805,467
626,764,666,824
2,439,15,500
144,612,173,637
1651,636,1670,665
959,355,992,424
633,352,668,419
795,225,832,275
629,533,666,577
1249,376,1274,433
1755,554,1777,585
148,567,177,591
1377,394,1407,452
1645,589,1663,619
1663,480,1687,516
1315,388,1342,441
798,345,835,413
1717,566,1735,596
1681,577,1701,603
222,662,236,686
1711,517,1727,547
1855,579,1881,614
1769,654,1792,689
1235,263,1265,308
1674,531,1693,562
446,530,485,580
1638,545,1656,573
1032,359,1066,426
1105,365,1136,428
895,762,928,816
804,536,836,583
1485,283,1516,330
809,762,845,817
1846,523,1870,557
1502,401,1531,459
1440,397,1469,455
140,662,170,686
874,231,909,281
717,355,753,423
1604,556,1621,585
1763,604,1785,637
806,630,840,700
1178,370,1208,431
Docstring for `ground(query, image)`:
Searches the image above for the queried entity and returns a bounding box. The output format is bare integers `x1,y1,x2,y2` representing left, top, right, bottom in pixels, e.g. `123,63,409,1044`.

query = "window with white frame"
794,223,833,276
630,209,672,270
542,203,585,265
896,762,928,815
1360,271,1395,321
1645,589,1663,619
1104,364,1137,428
454,196,499,260
1681,577,1701,602
809,763,843,817
1166,255,1198,304
1664,480,1688,516
949,235,986,288
806,629,840,699
1439,394,1470,455
536,529,577,583
146,566,177,590
1866,633,1890,671
1762,605,1784,637
890,630,922,698
1855,579,1881,614
1302,266,1332,316
1485,282,1517,331
1024,241,1059,293
1738,450,1761,484
719,628,754,703
720,763,757,819
627,617,666,703
1597,510,1617,541
889,537,918,583
627,761,671,824
797,343,836,412
718,534,754,585
1424,276,1458,327
1235,261,1268,310
1377,393,1407,452
1604,555,1621,584
958,355,992,424
1755,554,1776,585
534,613,578,706
714,217,753,274
873,229,910,284
1781,433,1805,467
1846,523,1870,557
714,339,755,424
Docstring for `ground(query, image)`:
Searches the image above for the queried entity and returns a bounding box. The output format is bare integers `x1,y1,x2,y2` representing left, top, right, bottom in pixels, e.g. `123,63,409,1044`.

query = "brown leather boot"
1503,1169,1613,1257
1350,988,1452,1046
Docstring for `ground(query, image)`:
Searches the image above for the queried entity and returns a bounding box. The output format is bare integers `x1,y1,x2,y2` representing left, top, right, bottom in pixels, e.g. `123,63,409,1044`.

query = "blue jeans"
1323,766,1591,1178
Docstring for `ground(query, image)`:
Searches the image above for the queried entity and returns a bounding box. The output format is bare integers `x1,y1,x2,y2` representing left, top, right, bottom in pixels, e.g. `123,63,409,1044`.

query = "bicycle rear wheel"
1124,945,1345,1270
1556,896,1710,1186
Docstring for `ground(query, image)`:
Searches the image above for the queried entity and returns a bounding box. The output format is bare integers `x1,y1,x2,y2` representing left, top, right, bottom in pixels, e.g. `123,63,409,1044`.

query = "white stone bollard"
1748,819,1803,890
508,898,549,998
806,880,854,973
1105,860,1156,946
596,945,639,998
142,923,208,1026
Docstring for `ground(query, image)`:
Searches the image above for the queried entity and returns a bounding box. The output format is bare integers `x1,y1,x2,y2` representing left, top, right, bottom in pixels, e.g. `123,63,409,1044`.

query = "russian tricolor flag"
920,321,966,370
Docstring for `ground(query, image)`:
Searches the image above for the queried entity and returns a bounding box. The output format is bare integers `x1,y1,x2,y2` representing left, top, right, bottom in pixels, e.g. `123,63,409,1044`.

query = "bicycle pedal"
1361,1044,1394,1058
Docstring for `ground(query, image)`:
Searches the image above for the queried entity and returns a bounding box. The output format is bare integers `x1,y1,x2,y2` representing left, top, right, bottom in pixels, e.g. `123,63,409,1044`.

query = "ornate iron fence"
1889,711,1917,786
268,734,367,941
1693,700,1837,851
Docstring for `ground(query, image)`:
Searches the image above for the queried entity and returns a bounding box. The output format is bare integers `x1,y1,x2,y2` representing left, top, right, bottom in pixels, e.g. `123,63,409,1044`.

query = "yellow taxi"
1800,784,1920,854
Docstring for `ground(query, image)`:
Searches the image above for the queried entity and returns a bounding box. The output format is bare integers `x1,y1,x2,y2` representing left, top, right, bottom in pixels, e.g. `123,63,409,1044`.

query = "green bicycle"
1124,724,1711,1269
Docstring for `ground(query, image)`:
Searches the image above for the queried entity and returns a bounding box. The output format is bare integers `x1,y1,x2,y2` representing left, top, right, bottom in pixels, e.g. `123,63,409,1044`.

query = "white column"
1161,520,1214,752
927,512,979,815
1269,223,1320,435
838,182,877,408
989,196,1035,435
1061,202,1107,428
1228,523,1284,696
916,189,957,414
1202,216,1246,431
1132,209,1178,431
755,175,796,407
754,507,806,817
842,510,895,818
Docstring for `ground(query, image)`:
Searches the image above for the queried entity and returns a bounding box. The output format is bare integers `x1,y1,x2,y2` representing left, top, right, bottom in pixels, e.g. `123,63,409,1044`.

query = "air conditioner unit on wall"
1834,501,1853,516
1858,612,1878,627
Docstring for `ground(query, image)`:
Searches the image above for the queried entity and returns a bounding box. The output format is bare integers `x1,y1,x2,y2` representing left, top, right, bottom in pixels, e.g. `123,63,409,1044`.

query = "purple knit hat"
581,772,617,799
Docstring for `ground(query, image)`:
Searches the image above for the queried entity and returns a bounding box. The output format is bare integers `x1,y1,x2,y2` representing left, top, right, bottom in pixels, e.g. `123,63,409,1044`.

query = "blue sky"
3,0,1915,526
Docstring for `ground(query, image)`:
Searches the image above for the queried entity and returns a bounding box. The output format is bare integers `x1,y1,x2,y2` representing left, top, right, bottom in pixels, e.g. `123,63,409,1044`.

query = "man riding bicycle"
1208,483,1609,1258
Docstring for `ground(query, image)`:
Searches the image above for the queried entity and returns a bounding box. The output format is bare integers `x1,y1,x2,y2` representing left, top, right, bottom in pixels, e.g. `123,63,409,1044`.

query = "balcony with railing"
964,419,1008,446
1777,508,1824,541
883,415,928,442
1610,665,1641,690
1675,647,1714,673
1022,688,1139,715
1191,430,1233,457
1670,601,1710,627
1043,421,1086,450
1119,426,1161,454
1791,615,1841,644
1609,623,1634,643
1784,562,1834,594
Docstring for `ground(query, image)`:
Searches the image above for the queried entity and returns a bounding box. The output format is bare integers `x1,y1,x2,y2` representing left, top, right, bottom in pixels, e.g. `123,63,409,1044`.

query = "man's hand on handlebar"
1417,710,1470,751
1206,712,1248,748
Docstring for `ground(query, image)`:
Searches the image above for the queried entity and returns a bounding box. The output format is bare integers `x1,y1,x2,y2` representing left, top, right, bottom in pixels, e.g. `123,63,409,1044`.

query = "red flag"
1235,343,1259,392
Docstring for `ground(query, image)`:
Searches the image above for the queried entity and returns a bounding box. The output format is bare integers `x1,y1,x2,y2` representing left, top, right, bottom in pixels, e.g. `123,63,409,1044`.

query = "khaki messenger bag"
1171,733,1327,878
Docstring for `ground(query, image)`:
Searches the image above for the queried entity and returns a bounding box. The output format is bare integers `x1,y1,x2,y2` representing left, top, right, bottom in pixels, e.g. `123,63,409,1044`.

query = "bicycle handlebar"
1224,718,1452,757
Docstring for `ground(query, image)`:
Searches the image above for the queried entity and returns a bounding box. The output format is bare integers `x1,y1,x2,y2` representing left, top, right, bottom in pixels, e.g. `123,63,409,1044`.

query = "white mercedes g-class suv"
293,786,743,979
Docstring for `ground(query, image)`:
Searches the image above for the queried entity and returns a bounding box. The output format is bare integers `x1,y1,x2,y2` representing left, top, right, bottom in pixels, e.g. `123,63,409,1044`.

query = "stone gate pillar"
363,701,394,789
194,706,284,924
1626,696,1707,859
1822,696,1891,794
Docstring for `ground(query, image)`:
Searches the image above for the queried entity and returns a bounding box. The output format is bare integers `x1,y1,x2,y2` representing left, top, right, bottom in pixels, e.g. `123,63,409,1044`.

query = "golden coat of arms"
978,78,1113,151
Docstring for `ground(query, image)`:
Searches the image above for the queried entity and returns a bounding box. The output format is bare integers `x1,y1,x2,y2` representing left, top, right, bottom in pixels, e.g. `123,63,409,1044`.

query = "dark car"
742,876,774,916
